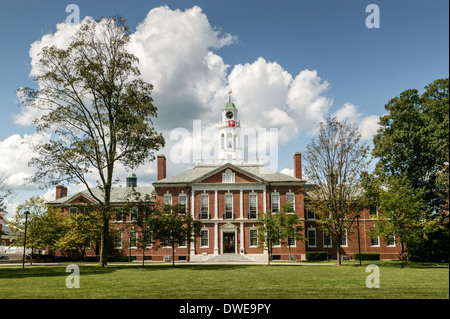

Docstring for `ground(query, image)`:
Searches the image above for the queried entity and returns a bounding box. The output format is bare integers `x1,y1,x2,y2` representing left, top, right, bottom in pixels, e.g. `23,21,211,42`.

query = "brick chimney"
157,155,166,181
293,152,302,179
55,185,68,200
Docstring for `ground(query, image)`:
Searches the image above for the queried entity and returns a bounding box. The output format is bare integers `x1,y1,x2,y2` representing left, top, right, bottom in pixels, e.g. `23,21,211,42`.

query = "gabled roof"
153,163,304,185
48,186,154,206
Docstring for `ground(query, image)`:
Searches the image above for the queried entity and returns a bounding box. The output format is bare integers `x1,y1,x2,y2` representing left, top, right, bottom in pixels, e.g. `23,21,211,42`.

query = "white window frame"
69,207,77,217
271,192,280,213
224,193,233,219
306,206,315,220
307,227,317,248
178,193,187,214
371,227,380,247
286,192,295,213
200,228,209,248
323,230,332,248
387,233,396,247
163,193,172,206
249,193,258,219
130,206,138,222
114,231,123,249
249,228,258,247
222,169,235,183
200,193,209,220
340,229,348,247
129,229,137,249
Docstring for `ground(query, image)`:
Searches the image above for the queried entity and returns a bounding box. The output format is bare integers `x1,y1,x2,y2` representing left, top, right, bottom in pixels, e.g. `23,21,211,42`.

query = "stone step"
205,253,254,263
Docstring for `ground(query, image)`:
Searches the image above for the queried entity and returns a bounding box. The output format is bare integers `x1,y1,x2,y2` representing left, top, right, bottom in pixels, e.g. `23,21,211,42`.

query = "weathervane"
228,89,232,102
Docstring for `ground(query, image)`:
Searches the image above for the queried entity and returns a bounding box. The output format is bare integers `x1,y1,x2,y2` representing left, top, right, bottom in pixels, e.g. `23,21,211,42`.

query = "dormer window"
222,169,235,183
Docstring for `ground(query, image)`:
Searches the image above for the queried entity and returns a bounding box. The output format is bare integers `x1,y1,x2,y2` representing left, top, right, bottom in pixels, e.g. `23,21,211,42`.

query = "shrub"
306,251,328,261
353,252,380,260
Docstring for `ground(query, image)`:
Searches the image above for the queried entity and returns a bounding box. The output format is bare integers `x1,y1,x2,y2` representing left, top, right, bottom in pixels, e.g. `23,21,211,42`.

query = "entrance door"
223,232,235,253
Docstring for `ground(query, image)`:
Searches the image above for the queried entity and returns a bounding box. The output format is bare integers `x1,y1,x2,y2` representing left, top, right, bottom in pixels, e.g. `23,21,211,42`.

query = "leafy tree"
372,78,449,261
18,17,165,266
304,117,370,265
0,171,14,211
375,176,432,267
257,210,282,266
278,204,304,260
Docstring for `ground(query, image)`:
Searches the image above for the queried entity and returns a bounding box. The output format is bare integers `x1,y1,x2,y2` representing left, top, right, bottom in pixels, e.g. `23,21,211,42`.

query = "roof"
48,186,154,205
153,163,304,185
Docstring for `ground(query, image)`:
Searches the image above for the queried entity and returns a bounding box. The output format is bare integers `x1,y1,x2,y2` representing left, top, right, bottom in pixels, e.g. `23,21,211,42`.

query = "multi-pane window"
306,206,315,220
271,193,279,213
178,194,187,214
288,237,296,247
224,193,233,219
323,231,332,247
250,229,258,247
249,194,257,219
129,229,137,248
130,207,138,222
200,194,209,219
164,194,172,206
371,227,379,246
113,231,122,249
387,233,396,246
223,169,234,183
341,229,348,247
286,193,295,212
307,228,316,247
200,229,209,247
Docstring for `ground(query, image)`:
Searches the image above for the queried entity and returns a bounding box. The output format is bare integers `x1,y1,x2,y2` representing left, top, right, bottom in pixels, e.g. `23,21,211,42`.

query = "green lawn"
0,261,448,299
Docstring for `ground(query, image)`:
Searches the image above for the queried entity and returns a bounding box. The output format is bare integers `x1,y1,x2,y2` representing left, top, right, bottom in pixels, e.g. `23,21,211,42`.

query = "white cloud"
332,102,380,141
6,5,382,196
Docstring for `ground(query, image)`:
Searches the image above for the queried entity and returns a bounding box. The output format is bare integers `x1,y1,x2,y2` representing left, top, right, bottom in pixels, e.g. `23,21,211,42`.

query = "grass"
0,261,448,299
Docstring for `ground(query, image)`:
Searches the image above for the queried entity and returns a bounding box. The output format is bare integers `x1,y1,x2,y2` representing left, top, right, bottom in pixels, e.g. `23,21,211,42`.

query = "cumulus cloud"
8,5,380,190
332,102,380,140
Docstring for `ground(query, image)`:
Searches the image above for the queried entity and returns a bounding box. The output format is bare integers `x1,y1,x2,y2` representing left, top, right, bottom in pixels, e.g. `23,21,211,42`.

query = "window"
286,193,295,212
69,207,77,217
143,229,152,248
129,229,137,248
224,193,233,219
341,229,348,247
164,194,172,206
306,206,315,220
307,228,316,247
200,229,209,247
271,193,279,213
179,235,187,247
250,229,258,247
249,193,257,219
130,207,138,222
323,231,332,248
113,231,122,249
200,194,209,219
387,233,396,247
288,237,296,247
178,194,187,214
371,227,380,246
222,169,235,183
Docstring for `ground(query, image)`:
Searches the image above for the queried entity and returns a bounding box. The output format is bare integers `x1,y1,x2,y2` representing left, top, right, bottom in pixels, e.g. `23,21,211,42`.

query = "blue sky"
0,0,448,217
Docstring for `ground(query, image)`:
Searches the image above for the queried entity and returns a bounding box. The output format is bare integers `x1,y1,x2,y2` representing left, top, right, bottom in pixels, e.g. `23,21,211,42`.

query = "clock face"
226,111,234,119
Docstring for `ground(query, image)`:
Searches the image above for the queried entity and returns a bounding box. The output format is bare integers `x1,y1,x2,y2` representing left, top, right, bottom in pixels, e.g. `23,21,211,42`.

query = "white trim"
200,228,209,248
286,192,295,213
307,227,317,248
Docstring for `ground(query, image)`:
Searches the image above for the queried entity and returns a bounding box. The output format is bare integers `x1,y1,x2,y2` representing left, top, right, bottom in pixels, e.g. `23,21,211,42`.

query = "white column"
239,188,243,219
191,190,195,256
240,222,244,254
214,223,219,255
214,189,218,219
263,188,267,212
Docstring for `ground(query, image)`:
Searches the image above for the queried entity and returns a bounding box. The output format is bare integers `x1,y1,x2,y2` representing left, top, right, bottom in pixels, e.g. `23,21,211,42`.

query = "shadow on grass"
0,263,261,280
341,260,449,268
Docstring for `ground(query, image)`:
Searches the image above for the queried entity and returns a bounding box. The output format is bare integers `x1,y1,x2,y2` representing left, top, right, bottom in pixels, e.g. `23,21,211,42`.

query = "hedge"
353,252,380,260
306,251,328,261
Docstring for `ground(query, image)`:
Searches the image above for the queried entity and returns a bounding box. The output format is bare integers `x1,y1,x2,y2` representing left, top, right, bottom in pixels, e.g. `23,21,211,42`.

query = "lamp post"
355,214,361,266
22,211,30,269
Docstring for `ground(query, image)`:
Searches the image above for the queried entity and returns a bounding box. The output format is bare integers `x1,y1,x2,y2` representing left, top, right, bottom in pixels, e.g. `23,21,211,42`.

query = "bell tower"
218,91,243,164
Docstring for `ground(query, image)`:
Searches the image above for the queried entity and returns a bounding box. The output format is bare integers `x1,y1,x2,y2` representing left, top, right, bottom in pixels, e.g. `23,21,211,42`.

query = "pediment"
194,164,262,184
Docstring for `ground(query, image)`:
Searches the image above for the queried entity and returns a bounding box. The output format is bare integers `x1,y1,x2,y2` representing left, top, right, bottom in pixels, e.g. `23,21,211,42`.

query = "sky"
0,0,448,219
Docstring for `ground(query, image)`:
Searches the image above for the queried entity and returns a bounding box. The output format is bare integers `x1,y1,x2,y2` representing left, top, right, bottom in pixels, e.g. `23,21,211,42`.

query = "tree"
0,171,14,211
278,204,304,260
372,78,449,261
257,210,282,266
304,117,370,265
375,176,430,267
18,17,165,266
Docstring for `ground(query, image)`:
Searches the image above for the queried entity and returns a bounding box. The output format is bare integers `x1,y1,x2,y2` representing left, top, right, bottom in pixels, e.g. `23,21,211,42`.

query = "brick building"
48,98,402,262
